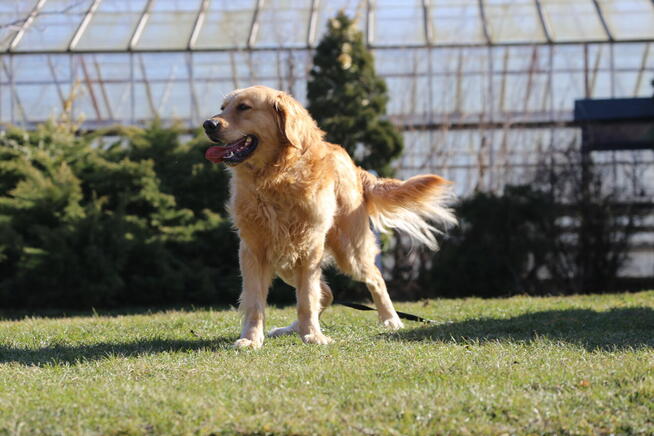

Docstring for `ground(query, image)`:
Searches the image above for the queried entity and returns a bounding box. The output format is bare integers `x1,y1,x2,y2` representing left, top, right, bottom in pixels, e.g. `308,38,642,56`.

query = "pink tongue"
205,146,228,163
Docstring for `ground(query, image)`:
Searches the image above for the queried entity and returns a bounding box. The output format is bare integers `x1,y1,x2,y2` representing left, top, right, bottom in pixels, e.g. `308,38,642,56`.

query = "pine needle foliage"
0,122,239,309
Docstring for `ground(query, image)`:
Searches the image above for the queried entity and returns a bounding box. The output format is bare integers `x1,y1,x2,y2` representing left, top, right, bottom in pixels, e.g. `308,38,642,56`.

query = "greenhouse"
1,0,653,278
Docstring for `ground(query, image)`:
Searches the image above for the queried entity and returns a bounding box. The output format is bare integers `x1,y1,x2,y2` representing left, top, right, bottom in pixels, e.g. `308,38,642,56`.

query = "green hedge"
0,122,240,309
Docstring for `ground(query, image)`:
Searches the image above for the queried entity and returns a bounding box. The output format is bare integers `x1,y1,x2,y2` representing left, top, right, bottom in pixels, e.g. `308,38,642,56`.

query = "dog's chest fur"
230,172,336,268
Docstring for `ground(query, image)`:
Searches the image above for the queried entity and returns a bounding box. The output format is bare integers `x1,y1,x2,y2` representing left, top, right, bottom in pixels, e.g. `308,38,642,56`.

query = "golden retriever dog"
203,85,455,349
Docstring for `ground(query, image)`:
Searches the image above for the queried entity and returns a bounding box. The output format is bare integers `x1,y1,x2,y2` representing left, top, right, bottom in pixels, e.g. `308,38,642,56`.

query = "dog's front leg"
234,243,272,349
296,266,333,345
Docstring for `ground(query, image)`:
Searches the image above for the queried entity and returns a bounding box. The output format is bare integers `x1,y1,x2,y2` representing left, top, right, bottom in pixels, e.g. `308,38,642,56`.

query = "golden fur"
205,85,455,348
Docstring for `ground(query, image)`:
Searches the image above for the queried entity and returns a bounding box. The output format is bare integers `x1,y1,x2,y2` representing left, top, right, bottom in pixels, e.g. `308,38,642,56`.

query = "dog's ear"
273,92,318,150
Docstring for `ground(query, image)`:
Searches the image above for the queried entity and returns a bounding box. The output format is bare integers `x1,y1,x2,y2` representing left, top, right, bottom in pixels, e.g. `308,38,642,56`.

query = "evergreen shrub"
0,122,239,309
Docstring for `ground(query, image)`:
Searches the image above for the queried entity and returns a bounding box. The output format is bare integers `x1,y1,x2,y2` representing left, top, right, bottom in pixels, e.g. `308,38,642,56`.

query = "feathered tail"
360,170,457,250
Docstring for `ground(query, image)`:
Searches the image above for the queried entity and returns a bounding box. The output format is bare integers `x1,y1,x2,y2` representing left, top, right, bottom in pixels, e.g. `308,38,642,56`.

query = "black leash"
333,300,437,324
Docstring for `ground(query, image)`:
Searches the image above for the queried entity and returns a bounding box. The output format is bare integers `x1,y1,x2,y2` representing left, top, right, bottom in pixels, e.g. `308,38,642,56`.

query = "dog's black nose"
203,119,221,131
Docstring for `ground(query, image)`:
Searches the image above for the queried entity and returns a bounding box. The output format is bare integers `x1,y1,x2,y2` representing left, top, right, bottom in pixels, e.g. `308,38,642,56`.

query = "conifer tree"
307,11,403,177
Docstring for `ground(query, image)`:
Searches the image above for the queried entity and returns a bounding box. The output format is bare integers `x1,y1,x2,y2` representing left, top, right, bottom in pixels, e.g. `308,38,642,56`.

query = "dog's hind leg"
269,273,333,338
359,264,404,330
328,223,404,330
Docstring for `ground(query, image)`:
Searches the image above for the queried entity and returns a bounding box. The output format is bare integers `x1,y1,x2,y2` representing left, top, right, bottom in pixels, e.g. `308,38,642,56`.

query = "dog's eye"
237,103,252,111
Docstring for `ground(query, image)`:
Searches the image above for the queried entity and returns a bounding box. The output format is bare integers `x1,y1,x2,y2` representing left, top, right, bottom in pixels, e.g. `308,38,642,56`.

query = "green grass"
1,291,653,435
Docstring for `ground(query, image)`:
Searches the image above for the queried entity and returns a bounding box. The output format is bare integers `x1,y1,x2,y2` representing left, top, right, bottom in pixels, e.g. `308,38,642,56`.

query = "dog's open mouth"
205,135,258,165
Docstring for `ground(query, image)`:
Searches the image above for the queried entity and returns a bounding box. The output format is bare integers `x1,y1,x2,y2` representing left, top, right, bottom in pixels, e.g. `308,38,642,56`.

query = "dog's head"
203,86,322,168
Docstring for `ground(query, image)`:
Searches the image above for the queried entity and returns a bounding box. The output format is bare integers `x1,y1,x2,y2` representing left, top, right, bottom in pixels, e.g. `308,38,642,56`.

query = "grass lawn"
1,291,653,435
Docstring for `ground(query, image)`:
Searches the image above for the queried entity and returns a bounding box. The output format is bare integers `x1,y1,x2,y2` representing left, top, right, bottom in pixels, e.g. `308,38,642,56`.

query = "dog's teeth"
245,137,251,145
225,151,234,158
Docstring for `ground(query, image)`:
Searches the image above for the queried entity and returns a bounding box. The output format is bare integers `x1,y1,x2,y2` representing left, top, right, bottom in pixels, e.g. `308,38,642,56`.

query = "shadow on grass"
0,305,236,322
0,336,235,366
388,307,654,351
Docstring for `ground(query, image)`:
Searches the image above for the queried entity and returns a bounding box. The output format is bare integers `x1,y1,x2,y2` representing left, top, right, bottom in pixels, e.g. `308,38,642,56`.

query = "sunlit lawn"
1,291,653,435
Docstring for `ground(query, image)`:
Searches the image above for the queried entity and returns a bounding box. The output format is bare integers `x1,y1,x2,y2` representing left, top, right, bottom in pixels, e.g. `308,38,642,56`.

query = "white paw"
301,333,333,345
382,317,404,331
233,337,263,349
268,321,298,338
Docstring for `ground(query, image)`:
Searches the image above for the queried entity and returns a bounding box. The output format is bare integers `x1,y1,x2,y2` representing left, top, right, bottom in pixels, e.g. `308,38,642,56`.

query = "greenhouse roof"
2,0,654,54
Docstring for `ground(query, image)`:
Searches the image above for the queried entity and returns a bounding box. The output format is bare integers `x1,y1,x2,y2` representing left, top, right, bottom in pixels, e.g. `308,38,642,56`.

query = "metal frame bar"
633,43,651,96
591,0,614,42
307,0,319,47
584,43,590,97
589,44,603,97
522,46,539,113
136,53,157,118
367,0,375,46
5,37,654,55
533,0,552,44
609,42,615,97
129,0,155,51
92,54,114,119
79,55,102,119
156,63,178,115
2,56,27,124
186,52,200,123
422,0,432,46
188,0,210,50
129,53,135,123
3,65,646,86
68,0,102,51
248,0,265,49
46,54,66,110
8,0,49,52
477,0,492,45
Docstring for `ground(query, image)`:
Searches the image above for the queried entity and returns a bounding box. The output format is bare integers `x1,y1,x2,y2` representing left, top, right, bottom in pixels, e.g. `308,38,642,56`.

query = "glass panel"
193,51,242,85
430,74,457,113
314,0,366,43
431,47,488,74
132,53,190,120
73,54,131,123
12,53,71,82
375,49,429,75
539,0,608,42
612,43,651,69
612,71,639,97
101,82,132,122
492,46,550,73
374,0,425,46
597,0,654,40
483,0,546,43
75,0,148,51
16,84,66,121
249,51,287,81
254,0,311,48
494,72,550,114
459,74,487,114
0,0,39,50
192,52,240,120
15,0,92,52
551,71,585,113
386,76,430,116
195,0,255,49
193,50,307,100
552,44,585,70
7,55,70,124
135,0,202,50
430,0,486,44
